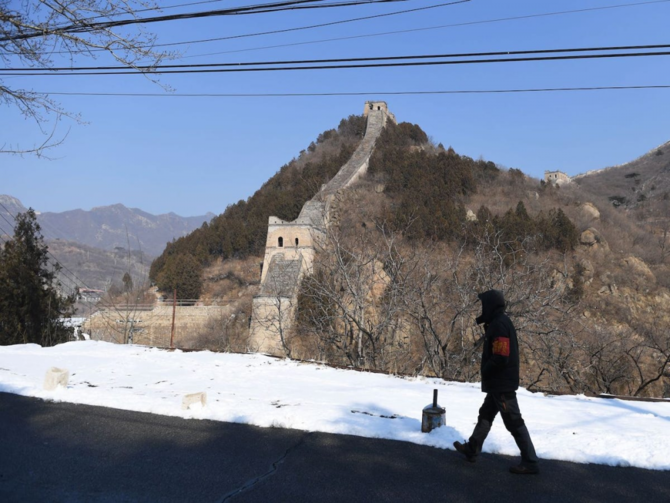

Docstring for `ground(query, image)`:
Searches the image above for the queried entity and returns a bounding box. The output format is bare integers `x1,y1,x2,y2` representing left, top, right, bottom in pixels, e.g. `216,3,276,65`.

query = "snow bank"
1,341,668,470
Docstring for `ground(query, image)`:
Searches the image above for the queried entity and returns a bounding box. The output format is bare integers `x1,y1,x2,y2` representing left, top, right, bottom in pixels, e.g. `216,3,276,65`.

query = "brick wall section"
321,108,386,196
83,305,234,348
249,102,393,355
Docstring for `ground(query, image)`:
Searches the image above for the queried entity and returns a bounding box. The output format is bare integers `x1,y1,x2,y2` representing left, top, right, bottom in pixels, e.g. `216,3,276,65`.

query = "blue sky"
3,0,670,216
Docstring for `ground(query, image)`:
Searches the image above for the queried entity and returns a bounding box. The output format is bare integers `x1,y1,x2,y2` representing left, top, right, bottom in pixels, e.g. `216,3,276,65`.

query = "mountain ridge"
0,195,214,257
573,139,670,210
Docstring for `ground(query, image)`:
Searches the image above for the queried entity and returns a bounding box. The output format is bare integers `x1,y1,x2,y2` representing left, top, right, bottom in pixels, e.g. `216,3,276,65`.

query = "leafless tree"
192,299,251,352
624,314,670,397
90,271,155,344
1,0,174,156
400,227,582,389
298,222,409,371
85,234,154,344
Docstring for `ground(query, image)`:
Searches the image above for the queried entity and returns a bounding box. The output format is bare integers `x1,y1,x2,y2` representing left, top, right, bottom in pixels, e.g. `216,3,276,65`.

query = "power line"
8,43,670,72
0,224,11,243
4,49,670,75
36,0,238,29
1,0,410,42
150,0,467,49
2,0,469,55
30,85,670,97
177,0,670,59
75,0,232,23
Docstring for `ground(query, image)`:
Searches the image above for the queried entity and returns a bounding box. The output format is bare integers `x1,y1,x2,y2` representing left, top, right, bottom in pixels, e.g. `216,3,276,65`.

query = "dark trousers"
468,391,538,465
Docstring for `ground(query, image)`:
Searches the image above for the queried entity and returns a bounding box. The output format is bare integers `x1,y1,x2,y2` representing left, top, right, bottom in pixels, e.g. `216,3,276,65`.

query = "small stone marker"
44,367,69,391
182,392,207,410
421,389,446,433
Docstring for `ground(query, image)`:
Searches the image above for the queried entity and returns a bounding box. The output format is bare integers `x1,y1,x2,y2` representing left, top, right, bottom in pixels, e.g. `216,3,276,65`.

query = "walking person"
453,289,540,474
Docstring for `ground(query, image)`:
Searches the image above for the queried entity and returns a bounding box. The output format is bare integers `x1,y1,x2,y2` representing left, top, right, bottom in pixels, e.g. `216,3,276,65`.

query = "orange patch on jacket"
492,337,510,357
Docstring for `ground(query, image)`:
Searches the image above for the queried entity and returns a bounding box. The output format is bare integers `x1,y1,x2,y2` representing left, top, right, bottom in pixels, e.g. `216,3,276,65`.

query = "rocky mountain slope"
0,195,213,291
46,240,150,295
0,195,213,257
574,140,670,209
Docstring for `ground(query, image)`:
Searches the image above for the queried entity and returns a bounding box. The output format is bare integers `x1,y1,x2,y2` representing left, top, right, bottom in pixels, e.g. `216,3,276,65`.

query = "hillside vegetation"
150,115,670,398
149,115,367,294
573,141,670,272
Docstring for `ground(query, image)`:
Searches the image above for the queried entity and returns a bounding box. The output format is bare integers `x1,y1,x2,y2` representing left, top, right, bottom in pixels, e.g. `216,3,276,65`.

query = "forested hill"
150,114,580,293
149,115,368,283
145,112,670,398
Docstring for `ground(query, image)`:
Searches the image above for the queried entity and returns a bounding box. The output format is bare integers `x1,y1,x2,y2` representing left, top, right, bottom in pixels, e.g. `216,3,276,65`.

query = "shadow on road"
1,392,669,503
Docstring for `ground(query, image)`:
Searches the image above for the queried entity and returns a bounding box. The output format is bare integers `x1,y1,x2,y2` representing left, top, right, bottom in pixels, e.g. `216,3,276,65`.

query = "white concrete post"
43,367,69,391
182,392,207,410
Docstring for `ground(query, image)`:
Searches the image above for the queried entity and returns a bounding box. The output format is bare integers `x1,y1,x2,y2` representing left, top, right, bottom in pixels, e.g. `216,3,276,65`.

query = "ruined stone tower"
248,101,395,355
544,170,571,186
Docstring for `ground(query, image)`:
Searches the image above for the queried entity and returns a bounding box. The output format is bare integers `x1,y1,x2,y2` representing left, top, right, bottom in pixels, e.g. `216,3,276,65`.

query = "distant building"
79,288,104,302
544,170,571,186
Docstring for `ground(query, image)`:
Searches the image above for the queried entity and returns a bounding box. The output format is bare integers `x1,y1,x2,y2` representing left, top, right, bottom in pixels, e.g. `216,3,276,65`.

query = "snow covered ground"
1,341,668,470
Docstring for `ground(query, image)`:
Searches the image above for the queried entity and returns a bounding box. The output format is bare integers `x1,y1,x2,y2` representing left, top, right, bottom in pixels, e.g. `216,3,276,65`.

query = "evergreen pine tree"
155,254,203,303
0,210,76,346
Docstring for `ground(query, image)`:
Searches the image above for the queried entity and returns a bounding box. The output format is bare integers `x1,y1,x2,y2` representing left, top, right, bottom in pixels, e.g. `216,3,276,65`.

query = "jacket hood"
476,289,506,325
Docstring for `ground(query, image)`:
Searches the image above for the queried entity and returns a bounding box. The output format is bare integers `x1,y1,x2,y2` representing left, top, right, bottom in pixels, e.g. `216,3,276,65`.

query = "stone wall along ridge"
249,102,393,355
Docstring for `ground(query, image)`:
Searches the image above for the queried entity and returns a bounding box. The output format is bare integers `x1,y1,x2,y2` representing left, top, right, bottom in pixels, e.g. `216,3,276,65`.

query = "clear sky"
3,0,670,216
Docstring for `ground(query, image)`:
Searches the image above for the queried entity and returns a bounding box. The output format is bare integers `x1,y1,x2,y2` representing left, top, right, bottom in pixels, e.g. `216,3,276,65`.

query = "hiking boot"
509,463,539,475
453,441,476,463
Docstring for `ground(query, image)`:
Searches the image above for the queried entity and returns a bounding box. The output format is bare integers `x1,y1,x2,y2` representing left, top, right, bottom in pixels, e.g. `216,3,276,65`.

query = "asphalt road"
1,392,668,503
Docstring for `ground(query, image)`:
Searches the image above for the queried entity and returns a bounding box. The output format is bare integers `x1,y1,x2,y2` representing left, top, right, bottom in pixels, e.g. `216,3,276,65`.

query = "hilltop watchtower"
364,101,396,124
544,170,571,186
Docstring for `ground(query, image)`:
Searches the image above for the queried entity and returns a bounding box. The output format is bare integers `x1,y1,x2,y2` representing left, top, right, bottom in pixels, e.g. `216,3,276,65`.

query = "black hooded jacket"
477,290,520,393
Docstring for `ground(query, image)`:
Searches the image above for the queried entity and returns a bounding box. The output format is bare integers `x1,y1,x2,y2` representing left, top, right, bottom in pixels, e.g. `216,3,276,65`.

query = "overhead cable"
177,0,670,58
8,43,670,72
3,49,670,75
1,0,413,42
1,0,469,53
31,85,670,97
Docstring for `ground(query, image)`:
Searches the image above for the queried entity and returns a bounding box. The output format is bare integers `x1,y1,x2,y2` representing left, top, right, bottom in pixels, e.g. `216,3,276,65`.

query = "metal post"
433,389,438,408
169,288,176,349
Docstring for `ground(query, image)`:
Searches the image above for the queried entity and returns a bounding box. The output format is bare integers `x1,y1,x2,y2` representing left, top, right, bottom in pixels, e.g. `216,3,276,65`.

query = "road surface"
0,392,668,502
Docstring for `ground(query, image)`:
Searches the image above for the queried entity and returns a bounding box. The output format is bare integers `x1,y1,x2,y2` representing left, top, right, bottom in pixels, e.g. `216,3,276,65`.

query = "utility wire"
8,43,670,72
31,85,670,97
2,0,469,54
0,224,11,243
4,49,670,75
39,0,237,29
177,0,670,59
1,0,410,42
75,0,236,24
150,0,466,49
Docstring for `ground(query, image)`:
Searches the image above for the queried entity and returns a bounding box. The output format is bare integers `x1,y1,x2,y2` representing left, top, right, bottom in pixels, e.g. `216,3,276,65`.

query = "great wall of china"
248,101,396,355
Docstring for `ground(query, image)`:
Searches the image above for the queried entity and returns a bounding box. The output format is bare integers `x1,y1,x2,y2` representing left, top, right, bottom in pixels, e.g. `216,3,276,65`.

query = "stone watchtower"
248,102,395,355
364,101,396,124
544,170,571,186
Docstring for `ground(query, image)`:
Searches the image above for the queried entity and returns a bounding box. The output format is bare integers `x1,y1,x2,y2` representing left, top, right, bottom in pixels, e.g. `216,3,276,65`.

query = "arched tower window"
278,237,283,247
295,238,299,247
